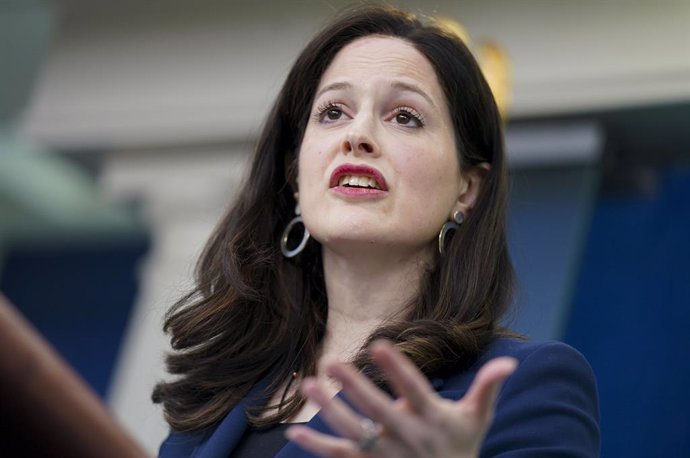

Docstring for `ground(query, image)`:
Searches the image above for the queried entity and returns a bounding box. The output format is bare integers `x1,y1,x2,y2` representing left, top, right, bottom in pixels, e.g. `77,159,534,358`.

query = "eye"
395,112,413,124
391,106,424,128
315,101,348,123
326,107,343,120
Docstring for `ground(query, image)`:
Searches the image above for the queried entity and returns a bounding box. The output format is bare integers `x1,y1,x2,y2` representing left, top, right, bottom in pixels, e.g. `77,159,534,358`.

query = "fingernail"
285,425,306,441
284,426,296,440
371,339,391,349
503,357,518,372
300,378,317,394
326,362,347,378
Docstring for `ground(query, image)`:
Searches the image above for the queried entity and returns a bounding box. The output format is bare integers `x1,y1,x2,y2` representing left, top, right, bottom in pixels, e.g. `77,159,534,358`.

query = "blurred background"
1,0,688,455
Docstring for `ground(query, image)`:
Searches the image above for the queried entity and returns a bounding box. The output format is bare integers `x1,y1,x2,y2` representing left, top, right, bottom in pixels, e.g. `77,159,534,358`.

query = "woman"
154,6,600,457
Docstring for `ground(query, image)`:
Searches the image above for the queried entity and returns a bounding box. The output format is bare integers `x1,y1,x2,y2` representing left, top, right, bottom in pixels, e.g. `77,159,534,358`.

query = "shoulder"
484,338,599,416
485,339,600,457
485,338,597,385
440,338,596,392
440,338,600,457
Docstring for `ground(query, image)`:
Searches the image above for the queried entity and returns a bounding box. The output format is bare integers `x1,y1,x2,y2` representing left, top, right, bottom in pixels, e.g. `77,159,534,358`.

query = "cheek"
399,148,459,192
299,133,333,171
298,137,322,178
397,150,461,217
297,143,330,222
298,134,343,197
298,152,325,190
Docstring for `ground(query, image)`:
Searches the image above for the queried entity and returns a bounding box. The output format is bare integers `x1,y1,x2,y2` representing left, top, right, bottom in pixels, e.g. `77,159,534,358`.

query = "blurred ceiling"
20,0,690,150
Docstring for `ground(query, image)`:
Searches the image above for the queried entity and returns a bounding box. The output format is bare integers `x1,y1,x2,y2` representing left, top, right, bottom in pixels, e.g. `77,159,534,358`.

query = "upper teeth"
338,175,380,189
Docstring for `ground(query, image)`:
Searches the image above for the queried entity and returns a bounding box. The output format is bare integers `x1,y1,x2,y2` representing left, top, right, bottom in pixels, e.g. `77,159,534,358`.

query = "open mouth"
329,164,388,191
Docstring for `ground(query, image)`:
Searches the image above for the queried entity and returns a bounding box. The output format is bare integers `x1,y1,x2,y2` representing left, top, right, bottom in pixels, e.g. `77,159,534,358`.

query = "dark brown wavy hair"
153,5,514,432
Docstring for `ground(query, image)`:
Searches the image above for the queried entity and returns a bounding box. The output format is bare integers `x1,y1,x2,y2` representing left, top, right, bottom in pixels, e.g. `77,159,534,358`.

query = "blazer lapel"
192,378,271,458
192,381,429,457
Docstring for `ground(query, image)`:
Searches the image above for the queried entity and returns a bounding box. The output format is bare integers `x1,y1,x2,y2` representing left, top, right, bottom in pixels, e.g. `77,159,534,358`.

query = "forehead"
318,35,443,96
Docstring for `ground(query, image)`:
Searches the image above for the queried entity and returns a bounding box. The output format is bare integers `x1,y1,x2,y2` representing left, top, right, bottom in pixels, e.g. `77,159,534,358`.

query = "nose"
341,121,379,156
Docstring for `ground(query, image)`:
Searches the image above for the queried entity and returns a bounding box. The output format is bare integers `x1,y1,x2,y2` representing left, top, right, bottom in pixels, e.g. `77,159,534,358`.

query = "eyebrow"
390,81,436,108
315,80,436,108
315,82,352,100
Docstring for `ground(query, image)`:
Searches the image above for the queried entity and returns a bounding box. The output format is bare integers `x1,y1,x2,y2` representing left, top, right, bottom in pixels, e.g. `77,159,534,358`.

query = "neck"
318,244,432,367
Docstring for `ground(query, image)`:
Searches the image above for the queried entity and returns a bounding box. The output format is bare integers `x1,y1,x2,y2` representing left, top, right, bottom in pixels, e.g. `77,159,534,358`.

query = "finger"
369,340,436,414
461,357,517,420
286,424,406,458
286,425,359,458
300,378,364,440
326,362,420,442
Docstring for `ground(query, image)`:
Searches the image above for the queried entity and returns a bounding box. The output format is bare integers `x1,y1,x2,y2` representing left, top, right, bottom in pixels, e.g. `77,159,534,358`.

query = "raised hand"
286,340,517,458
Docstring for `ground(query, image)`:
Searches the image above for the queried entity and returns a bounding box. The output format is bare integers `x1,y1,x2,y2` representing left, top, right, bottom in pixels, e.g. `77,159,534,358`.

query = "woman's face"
297,35,468,258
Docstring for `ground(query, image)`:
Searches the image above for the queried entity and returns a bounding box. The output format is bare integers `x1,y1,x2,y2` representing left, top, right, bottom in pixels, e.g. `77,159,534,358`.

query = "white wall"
100,146,249,453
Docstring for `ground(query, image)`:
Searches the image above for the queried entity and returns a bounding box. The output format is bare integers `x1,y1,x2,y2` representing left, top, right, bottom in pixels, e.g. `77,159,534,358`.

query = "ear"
453,162,490,217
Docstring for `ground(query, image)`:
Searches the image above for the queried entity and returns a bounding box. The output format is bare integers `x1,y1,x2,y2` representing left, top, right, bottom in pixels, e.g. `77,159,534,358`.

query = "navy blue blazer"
159,338,600,457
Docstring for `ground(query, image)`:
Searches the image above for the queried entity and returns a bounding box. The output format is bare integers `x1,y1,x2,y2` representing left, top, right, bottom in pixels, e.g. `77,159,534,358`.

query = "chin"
314,229,380,247
315,230,433,258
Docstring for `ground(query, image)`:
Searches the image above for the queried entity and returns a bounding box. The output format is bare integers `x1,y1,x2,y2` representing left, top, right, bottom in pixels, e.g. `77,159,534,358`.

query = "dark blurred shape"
0,293,148,457
599,103,690,198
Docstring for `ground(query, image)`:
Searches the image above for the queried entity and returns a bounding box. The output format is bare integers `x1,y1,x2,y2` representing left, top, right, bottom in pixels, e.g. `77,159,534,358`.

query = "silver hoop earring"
281,204,310,258
438,211,464,255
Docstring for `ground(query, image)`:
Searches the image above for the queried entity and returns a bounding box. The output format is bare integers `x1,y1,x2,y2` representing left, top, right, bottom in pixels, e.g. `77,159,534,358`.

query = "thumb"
462,357,517,421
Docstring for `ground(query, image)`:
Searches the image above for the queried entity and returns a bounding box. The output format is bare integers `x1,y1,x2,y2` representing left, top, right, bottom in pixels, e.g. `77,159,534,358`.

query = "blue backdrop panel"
507,165,598,340
565,166,690,457
0,236,149,398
